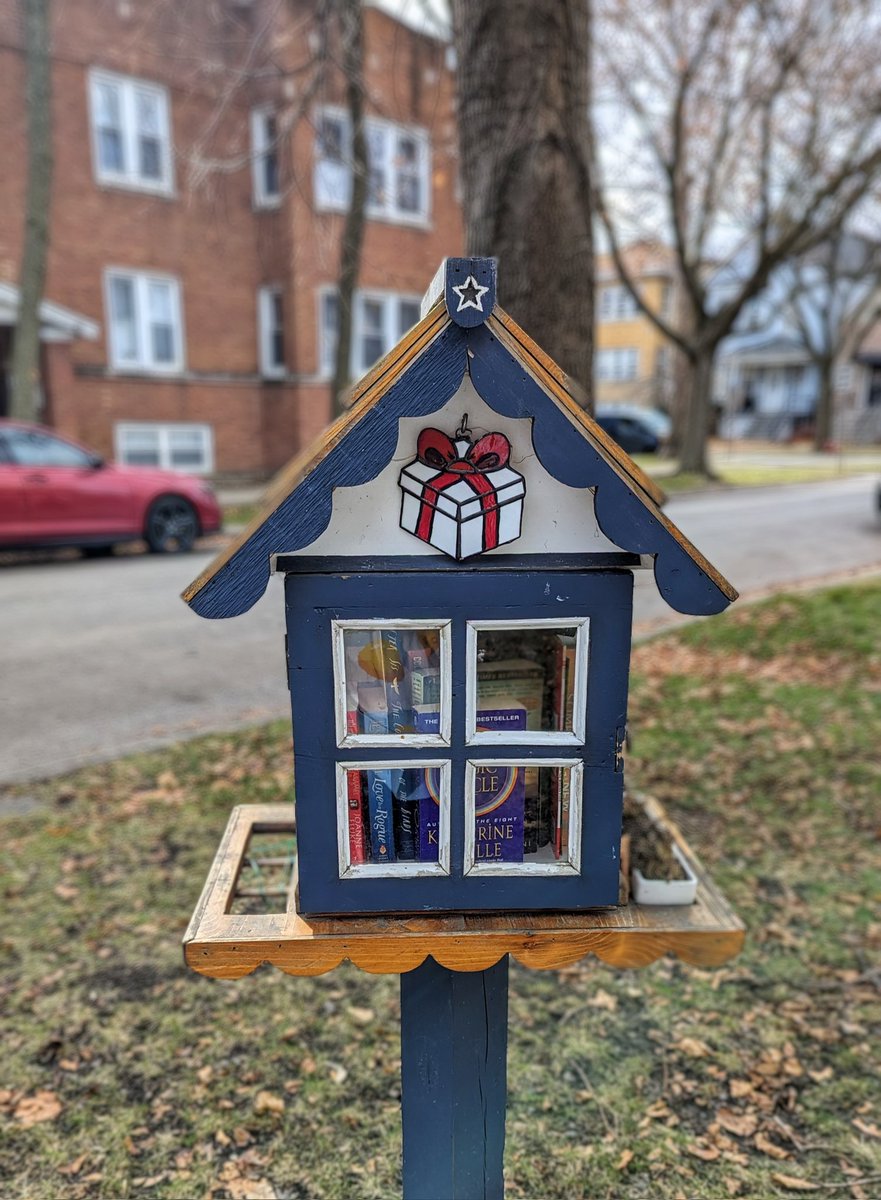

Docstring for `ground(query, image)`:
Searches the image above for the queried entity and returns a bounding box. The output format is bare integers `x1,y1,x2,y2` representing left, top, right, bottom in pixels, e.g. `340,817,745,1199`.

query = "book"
473,705,527,863
411,707,441,860
364,769,396,863
553,636,577,858
343,642,368,864
475,658,545,732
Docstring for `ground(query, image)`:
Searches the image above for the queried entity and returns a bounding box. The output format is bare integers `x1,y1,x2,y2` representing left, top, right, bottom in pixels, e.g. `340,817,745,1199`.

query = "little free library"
183,257,744,1199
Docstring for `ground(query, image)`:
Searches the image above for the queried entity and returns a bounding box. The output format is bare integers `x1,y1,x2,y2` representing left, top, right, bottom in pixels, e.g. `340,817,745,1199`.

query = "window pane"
99,128,125,172
317,114,345,162
120,428,161,466
262,113,279,195
341,626,446,741
168,429,207,469
139,136,162,180
366,125,387,207
394,134,421,213
314,114,350,208
8,430,91,468
472,625,582,736
468,763,579,870
135,89,161,135
342,764,445,866
321,291,339,373
109,276,138,361
147,283,175,363
359,298,385,368
398,300,420,337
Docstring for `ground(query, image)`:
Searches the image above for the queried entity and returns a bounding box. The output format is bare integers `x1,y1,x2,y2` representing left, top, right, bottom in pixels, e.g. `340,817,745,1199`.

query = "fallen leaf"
58,1155,88,1177
53,883,79,902
852,1118,881,1139
771,1173,819,1191
253,1091,284,1116
685,1141,720,1161
197,1065,214,1084
754,1132,791,1160
673,1037,711,1058
328,1062,348,1085
729,1079,756,1100
589,988,618,1012
347,1006,375,1026
808,1067,833,1083
226,1180,277,1200
215,1130,231,1147
616,1148,634,1171
14,1091,62,1127
716,1109,758,1138
233,1126,252,1148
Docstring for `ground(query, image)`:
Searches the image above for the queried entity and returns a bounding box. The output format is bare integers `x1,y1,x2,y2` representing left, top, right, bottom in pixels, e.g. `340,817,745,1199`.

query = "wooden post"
400,956,509,1200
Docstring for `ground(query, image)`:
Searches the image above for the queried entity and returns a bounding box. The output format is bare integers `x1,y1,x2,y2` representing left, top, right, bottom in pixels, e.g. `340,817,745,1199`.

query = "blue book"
364,770,396,864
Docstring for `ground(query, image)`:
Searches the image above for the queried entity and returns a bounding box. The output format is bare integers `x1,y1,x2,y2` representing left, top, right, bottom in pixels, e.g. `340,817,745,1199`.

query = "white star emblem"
452,275,490,313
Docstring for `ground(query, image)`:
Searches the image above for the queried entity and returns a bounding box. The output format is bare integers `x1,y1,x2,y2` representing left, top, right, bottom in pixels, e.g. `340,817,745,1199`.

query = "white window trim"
88,68,174,196
313,103,432,227
114,421,214,474
336,759,451,879
465,618,590,745
463,759,583,877
596,347,639,382
318,286,423,380
331,618,452,749
104,268,185,374
258,285,286,378
250,106,281,209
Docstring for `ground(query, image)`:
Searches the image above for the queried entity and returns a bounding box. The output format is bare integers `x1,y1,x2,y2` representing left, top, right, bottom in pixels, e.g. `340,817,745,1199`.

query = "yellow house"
595,243,677,412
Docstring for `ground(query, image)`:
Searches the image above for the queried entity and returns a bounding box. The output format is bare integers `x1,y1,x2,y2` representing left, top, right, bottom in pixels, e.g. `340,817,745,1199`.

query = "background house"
594,243,678,414
0,0,462,480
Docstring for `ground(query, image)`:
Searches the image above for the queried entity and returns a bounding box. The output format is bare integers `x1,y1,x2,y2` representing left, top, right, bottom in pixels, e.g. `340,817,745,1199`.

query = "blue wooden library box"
184,258,736,917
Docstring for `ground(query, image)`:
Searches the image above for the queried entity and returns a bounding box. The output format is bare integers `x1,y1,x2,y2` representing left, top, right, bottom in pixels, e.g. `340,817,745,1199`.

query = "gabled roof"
184,258,737,620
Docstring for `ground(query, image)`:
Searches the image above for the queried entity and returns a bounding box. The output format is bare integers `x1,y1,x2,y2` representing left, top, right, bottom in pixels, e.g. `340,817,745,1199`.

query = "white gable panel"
282,377,631,559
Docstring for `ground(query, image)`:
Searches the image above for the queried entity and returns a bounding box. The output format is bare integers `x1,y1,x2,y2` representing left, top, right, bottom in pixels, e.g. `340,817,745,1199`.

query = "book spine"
346,711,366,865
365,769,396,864
393,769,419,860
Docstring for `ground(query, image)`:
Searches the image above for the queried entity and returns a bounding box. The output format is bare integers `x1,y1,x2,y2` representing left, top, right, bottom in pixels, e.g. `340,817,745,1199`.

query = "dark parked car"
594,413,660,454
0,420,222,554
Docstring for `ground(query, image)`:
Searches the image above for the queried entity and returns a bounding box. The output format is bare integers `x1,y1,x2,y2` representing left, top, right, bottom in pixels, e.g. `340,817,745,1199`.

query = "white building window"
251,108,280,207
598,285,639,322
115,423,213,473
596,347,639,382
258,286,286,377
313,107,430,224
320,290,421,377
89,70,173,194
105,270,184,373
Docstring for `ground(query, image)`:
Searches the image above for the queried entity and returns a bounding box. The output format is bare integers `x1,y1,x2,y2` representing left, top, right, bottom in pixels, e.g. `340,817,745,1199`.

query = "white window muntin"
336,760,450,879
258,286,285,377
313,104,431,225
105,269,184,373
598,285,638,322
318,288,422,378
465,618,590,745
115,422,213,474
332,618,452,749
88,69,173,194
463,759,583,877
251,107,281,208
596,347,639,382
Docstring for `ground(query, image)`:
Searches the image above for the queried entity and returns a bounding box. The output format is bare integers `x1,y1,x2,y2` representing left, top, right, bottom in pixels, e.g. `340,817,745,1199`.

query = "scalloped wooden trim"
183,803,744,979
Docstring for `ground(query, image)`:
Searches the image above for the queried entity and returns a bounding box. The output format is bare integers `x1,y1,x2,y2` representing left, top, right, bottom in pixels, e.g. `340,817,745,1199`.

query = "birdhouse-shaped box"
184,258,736,917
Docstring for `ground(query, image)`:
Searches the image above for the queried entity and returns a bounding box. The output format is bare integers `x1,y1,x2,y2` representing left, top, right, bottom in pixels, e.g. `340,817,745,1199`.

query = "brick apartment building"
0,0,462,479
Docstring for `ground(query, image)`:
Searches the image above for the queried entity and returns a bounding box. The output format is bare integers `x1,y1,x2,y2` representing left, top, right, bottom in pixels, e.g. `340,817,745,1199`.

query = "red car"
0,420,222,554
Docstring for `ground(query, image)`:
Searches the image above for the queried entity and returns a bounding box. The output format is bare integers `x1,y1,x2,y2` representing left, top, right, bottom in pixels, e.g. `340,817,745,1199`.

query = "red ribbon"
414,428,512,549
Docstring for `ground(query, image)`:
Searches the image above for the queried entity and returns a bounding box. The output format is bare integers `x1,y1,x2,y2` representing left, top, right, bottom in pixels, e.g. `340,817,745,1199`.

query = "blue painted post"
400,956,509,1200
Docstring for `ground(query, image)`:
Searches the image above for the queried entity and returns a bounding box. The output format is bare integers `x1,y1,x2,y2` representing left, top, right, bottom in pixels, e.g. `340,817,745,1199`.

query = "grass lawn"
1,584,880,1199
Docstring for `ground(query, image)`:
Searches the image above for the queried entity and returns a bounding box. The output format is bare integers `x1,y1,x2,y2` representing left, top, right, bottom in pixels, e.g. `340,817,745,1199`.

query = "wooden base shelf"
183,801,744,979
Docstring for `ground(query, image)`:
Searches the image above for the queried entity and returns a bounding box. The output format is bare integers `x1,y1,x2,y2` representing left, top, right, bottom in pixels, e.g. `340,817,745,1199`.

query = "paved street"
2,475,879,785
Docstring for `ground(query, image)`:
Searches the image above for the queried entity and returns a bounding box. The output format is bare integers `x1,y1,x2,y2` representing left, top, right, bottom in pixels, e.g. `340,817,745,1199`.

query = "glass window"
106,271,183,372
319,290,422,378
358,298,385,371
320,291,340,376
465,761,582,875
258,286,286,377
116,423,212,472
314,112,351,210
337,761,450,876
118,426,161,466
251,108,281,207
89,71,171,192
467,620,588,743
7,430,92,468
398,298,421,337
334,621,451,747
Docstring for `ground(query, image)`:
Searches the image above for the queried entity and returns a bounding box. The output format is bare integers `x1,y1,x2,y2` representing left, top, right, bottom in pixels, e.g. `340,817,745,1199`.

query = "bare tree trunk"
331,0,367,417
10,0,52,423
451,0,594,403
813,357,834,450
678,347,715,476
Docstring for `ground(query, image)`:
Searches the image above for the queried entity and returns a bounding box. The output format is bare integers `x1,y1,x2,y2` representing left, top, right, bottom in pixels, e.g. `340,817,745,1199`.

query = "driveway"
2,475,879,785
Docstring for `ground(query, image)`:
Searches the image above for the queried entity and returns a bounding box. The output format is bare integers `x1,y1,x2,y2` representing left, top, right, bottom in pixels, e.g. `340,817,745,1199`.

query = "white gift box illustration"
399,418,526,560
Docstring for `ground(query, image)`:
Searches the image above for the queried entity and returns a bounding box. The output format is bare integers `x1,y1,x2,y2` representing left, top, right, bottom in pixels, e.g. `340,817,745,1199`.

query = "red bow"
416,428,510,474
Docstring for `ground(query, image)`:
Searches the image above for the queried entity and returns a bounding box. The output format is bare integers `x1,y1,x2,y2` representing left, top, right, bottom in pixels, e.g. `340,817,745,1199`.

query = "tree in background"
10,0,52,422
593,0,881,475
780,232,881,450
451,0,594,401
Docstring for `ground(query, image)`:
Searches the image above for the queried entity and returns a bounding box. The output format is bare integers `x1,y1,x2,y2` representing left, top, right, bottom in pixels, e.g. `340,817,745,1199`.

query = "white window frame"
313,104,431,226
318,287,422,378
465,618,590,746
598,285,639,323
258,285,286,378
463,759,583,877
596,347,639,382
104,269,185,374
114,422,214,474
331,618,452,749
250,106,281,208
88,68,173,195
336,759,451,879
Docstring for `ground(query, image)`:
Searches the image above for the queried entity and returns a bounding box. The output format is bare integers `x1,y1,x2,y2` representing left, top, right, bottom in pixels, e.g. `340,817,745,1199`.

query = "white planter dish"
631,843,697,906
